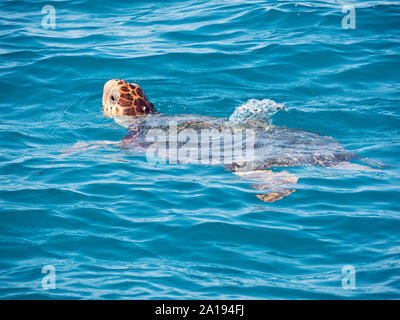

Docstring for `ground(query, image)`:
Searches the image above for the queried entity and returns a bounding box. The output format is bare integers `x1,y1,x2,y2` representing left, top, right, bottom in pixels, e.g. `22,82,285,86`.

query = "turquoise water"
1,0,400,299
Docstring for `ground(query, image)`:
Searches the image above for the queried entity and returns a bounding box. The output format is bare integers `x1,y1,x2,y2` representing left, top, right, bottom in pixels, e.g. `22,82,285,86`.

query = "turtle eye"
110,95,115,102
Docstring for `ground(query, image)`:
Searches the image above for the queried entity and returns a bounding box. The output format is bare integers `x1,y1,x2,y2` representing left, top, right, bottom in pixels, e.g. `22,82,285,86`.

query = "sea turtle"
99,79,378,202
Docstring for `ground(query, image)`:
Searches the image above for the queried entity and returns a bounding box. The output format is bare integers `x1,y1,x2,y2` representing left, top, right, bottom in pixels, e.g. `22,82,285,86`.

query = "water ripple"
0,0,399,299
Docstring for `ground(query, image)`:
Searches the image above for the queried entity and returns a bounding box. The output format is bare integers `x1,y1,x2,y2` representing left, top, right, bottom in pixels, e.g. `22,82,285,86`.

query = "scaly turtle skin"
102,79,156,116
102,79,371,202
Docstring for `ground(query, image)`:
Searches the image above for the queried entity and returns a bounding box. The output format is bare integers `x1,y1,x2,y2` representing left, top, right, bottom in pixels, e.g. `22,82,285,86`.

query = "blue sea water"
0,0,400,299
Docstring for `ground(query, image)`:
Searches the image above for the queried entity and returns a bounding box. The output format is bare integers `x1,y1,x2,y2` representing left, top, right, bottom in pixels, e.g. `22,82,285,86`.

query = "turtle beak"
102,79,120,116
102,80,115,109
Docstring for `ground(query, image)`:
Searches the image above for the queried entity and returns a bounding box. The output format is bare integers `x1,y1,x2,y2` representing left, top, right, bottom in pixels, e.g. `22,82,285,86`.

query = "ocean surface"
1,0,399,299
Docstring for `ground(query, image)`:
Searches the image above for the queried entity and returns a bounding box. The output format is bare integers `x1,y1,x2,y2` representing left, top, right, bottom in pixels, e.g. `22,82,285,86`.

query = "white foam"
227,98,284,127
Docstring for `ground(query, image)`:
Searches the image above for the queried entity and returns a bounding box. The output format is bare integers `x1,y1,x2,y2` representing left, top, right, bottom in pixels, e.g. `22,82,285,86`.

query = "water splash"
227,99,285,127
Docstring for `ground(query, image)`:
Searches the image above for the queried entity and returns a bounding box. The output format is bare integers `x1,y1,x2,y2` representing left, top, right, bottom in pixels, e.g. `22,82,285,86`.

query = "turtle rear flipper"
233,170,298,202
256,189,296,202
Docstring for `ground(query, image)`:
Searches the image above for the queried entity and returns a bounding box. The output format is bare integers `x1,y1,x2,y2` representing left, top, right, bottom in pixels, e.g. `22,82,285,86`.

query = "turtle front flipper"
59,140,118,157
233,170,298,202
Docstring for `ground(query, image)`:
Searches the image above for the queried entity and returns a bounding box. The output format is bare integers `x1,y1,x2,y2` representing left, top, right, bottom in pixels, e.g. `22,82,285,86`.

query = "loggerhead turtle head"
102,79,157,117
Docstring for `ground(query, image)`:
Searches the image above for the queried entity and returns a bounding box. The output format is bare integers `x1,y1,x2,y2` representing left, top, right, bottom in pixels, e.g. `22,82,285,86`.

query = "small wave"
227,98,284,127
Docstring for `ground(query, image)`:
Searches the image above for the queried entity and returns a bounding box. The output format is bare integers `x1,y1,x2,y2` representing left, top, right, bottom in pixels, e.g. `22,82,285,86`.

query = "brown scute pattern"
135,106,144,115
107,79,156,116
120,93,133,101
118,98,132,108
134,98,146,107
123,107,136,115
135,87,144,98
